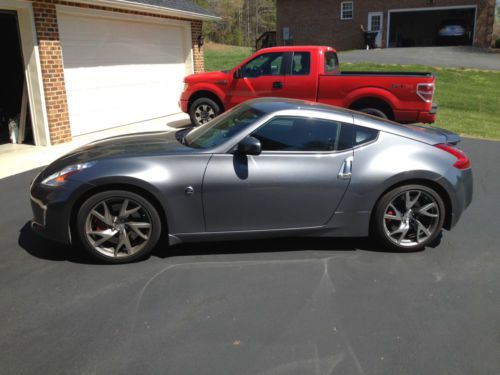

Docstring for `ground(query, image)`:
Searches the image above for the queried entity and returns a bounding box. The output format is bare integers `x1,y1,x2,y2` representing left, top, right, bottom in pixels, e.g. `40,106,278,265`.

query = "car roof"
245,98,449,145
246,97,350,116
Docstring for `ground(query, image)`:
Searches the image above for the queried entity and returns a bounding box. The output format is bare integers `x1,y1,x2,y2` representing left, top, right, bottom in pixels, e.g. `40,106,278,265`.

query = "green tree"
193,0,276,46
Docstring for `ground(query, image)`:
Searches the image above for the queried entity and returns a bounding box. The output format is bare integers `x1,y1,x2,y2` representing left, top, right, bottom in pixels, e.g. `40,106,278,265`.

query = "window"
354,126,378,146
291,52,311,75
341,1,353,20
242,53,284,78
324,51,339,73
252,116,351,152
185,104,266,149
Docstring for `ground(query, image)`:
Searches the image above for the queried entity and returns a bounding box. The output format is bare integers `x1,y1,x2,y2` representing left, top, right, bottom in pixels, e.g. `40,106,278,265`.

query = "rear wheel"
359,107,389,119
189,97,220,126
76,190,162,263
373,184,445,252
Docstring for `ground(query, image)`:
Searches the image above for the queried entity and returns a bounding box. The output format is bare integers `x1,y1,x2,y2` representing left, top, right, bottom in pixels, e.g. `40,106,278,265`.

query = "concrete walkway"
0,113,190,180
339,46,500,70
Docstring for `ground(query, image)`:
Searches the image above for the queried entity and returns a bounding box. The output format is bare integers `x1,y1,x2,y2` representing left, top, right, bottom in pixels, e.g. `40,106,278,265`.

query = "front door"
202,116,354,232
368,12,383,48
226,52,286,109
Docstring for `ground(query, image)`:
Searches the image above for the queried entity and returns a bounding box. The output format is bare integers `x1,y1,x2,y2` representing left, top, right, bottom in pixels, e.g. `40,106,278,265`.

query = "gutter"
76,0,221,21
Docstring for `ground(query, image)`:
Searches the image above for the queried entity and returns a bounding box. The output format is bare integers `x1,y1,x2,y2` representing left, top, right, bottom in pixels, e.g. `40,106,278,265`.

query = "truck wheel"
359,107,389,119
189,98,220,126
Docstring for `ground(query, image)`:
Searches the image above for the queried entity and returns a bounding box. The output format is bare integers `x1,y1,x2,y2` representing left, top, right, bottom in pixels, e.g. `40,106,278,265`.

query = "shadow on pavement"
18,222,100,265
19,221,436,264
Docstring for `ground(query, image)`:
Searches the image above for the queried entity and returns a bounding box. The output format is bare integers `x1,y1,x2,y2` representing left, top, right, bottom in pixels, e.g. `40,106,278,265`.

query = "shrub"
495,37,500,49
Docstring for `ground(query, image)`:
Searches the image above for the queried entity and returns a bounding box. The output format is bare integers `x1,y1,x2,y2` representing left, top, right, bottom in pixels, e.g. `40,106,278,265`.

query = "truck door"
283,51,317,102
226,52,286,108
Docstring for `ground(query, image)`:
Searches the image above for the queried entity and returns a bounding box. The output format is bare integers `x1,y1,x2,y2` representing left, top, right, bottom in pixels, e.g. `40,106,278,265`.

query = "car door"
226,52,286,108
202,115,354,232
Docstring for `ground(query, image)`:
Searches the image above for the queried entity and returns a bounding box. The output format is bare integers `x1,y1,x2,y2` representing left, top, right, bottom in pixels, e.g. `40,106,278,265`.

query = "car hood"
42,130,194,178
184,70,230,84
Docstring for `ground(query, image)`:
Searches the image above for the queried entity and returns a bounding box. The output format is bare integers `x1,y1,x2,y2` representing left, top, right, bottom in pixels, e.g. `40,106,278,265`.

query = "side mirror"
234,67,243,79
236,136,261,155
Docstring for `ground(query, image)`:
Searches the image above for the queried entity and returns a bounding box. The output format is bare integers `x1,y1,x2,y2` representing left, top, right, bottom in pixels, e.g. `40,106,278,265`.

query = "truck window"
251,116,348,152
324,52,339,74
291,52,311,75
242,53,284,78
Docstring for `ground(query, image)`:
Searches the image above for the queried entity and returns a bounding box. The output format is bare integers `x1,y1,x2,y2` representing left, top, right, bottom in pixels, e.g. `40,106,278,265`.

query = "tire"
76,190,162,264
359,107,389,119
189,97,221,126
372,184,445,252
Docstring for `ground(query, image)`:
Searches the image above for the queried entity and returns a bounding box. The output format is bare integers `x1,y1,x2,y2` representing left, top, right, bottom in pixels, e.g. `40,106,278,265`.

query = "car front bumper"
30,177,95,245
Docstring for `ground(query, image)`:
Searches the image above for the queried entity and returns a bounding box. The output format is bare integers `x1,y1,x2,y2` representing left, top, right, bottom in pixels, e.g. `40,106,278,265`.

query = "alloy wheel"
194,104,216,125
84,197,153,258
382,189,441,247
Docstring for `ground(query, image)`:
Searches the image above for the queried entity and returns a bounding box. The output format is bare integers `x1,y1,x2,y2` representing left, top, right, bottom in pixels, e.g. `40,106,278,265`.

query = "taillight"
417,83,435,103
435,143,470,170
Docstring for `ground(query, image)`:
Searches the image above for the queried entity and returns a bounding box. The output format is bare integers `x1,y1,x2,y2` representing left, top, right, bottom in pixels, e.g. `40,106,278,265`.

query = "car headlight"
41,162,96,187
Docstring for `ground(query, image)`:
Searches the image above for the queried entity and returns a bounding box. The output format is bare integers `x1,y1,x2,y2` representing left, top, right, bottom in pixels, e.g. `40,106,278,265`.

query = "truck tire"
189,97,221,126
359,107,389,119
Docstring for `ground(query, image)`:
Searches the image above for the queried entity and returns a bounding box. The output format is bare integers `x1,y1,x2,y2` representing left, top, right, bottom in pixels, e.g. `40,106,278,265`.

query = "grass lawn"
204,44,500,140
204,43,253,72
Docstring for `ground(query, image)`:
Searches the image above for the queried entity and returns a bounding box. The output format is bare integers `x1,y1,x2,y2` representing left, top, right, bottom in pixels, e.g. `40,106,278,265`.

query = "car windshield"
185,104,266,149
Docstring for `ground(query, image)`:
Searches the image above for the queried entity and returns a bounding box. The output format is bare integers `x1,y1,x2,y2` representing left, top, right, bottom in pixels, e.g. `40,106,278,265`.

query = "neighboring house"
277,0,496,50
0,0,217,146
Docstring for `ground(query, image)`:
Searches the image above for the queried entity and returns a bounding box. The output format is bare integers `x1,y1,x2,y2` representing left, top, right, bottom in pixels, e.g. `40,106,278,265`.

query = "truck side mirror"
234,68,243,79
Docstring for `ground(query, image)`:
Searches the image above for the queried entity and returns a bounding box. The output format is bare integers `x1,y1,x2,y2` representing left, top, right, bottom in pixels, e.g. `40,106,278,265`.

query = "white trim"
0,0,51,146
74,0,220,21
56,4,194,75
386,5,478,48
340,1,353,20
367,11,383,48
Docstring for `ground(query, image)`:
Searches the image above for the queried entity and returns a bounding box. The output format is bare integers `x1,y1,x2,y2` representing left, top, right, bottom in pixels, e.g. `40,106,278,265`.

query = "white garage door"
57,9,192,136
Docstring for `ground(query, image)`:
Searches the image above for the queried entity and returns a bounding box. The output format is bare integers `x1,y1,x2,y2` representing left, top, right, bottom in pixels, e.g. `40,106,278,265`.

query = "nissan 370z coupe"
30,98,472,263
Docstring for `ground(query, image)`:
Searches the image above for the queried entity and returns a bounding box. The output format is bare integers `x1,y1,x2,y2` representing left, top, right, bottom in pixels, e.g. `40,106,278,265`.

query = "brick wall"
191,20,205,73
30,0,205,144
277,0,495,50
32,1,71,144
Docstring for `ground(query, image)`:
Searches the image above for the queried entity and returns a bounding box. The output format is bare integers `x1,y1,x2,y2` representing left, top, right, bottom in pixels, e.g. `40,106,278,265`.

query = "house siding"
30,0,205,144
277,0,495,51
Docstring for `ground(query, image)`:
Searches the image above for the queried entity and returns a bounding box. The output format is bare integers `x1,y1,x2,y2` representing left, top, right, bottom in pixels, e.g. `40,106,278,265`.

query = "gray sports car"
30,98,473,263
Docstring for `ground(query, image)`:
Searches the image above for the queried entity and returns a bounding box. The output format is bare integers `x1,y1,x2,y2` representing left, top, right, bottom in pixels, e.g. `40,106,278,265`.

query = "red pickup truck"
180,46,437,126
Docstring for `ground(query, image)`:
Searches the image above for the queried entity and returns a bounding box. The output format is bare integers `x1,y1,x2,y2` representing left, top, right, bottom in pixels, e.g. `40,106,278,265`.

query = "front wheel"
76,190,162,263
372,185,445,252
189,97,221,126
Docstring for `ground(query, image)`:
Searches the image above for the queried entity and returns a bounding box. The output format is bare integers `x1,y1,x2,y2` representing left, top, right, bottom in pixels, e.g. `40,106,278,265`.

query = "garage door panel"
58,11,190,136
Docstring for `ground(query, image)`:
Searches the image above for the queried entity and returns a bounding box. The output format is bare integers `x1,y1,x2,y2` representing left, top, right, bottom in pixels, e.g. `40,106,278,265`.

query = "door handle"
338,156,353,180
272,81,283,89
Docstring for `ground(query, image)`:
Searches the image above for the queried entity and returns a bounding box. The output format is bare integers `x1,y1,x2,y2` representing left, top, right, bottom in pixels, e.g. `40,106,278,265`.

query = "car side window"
354,126,379,146
242,53,284,78
251,116,349,152
291,52,311,75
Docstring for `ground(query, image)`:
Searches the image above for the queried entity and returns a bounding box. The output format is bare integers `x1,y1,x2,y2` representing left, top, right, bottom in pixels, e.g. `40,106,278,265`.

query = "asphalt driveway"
339,46,500,70
0,138,499,374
